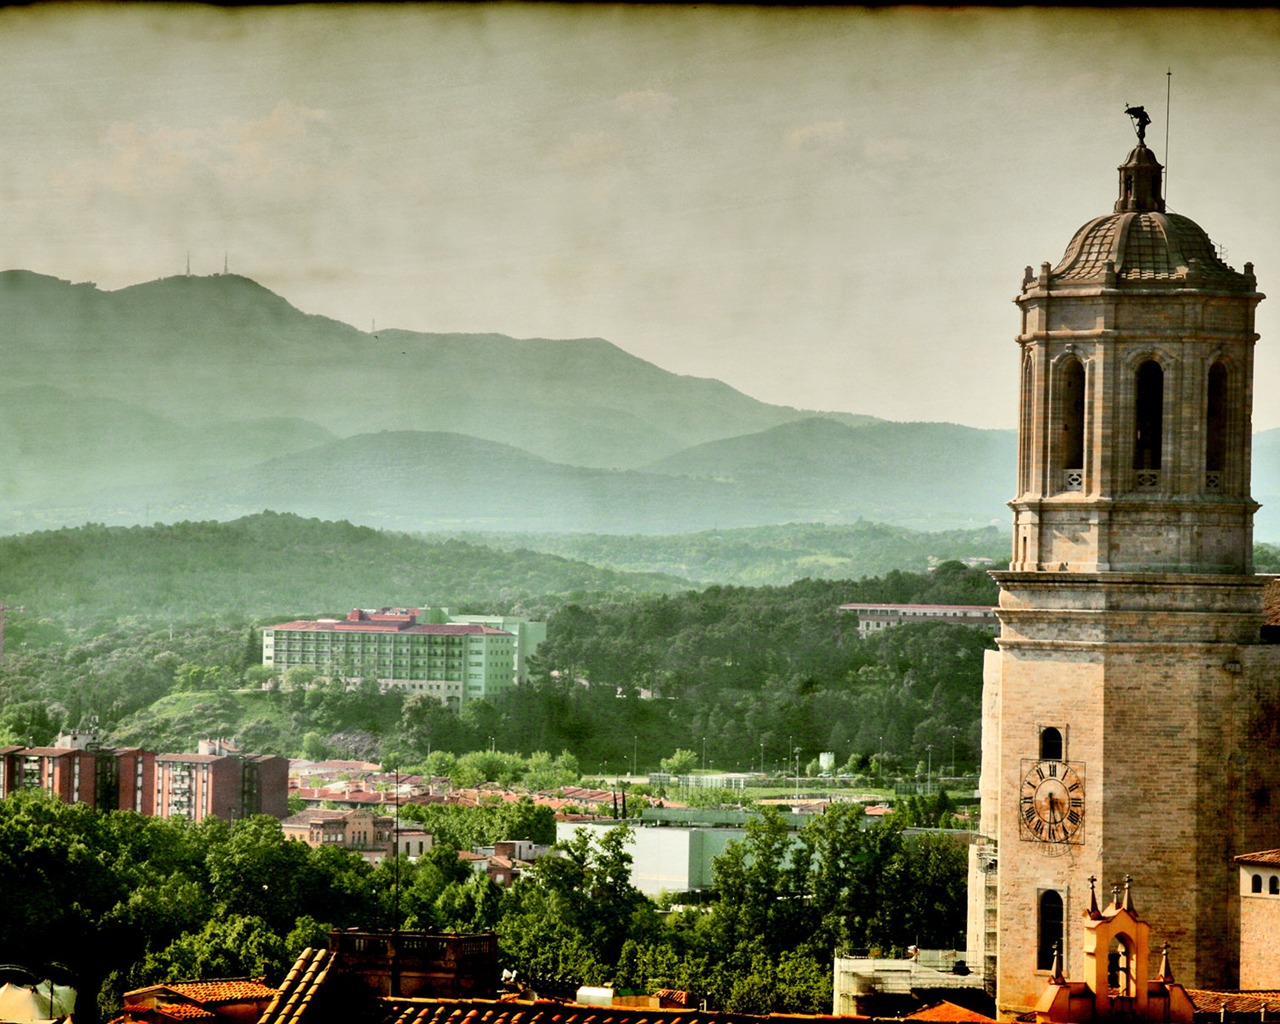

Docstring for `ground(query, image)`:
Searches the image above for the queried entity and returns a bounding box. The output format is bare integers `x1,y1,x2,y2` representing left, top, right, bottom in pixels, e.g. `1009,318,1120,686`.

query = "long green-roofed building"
262,607,545,708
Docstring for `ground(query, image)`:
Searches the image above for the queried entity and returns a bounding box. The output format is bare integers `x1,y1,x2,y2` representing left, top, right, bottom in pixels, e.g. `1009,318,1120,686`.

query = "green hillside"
0,269,824,473
0,384,336,504
443,521,1010,586
646,416,1015,528
9,420,1013,535
0,268,1026,537
0,512,689,626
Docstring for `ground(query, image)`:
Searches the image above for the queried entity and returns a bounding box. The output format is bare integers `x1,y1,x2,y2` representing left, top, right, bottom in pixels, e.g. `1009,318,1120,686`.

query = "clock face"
1019,759,1085,844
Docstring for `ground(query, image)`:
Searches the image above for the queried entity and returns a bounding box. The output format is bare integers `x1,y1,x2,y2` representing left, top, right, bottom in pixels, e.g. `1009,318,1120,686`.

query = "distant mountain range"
3,268,1278,538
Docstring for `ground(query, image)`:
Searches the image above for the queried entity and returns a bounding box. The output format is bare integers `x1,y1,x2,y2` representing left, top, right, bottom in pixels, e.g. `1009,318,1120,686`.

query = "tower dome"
1045,144,1254,290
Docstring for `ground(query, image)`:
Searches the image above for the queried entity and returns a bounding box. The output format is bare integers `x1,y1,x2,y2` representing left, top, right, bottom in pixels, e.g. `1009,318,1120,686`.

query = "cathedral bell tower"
1011,137,1259,575
971,113,1280,1015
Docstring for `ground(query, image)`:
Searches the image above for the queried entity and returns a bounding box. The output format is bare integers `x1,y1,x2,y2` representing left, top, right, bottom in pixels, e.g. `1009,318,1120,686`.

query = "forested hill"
0,512,690,626
447,521,1009,587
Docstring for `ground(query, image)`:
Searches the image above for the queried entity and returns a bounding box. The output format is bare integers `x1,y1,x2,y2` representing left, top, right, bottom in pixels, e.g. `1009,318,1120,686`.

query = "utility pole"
926,744,933,796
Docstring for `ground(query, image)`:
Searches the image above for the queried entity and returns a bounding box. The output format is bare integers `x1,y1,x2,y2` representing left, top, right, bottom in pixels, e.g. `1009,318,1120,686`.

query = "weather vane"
1125,104,1152,144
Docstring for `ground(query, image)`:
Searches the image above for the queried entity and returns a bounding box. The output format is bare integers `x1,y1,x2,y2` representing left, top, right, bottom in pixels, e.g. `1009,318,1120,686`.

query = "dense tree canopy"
0,783,966,1020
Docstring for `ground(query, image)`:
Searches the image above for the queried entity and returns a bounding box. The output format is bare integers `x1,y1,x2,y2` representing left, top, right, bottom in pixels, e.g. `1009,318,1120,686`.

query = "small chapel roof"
1234,848,1280,866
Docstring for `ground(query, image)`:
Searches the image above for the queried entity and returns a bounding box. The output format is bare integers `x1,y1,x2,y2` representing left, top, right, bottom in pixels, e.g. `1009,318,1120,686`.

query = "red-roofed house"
115,979,278,1024
280,807,432,863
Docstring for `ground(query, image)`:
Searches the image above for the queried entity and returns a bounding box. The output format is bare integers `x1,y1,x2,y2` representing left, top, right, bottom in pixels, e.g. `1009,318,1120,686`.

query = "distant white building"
558,809,813,897
838,603,998,638
558,819,749,897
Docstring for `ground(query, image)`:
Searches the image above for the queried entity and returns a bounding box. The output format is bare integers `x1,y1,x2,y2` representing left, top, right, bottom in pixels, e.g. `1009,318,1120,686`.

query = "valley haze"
3,268,1280,543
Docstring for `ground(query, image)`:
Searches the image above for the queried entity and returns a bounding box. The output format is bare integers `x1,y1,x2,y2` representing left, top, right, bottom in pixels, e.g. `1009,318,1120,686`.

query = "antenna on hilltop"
223,251,229,275
1164,68,1172,204
186,251,191,277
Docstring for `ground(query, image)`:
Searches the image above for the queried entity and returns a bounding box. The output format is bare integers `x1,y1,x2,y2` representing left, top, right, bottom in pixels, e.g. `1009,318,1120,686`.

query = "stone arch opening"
1206,360,1228,487
1133,359,1164,474
1059,357,1085,490
1040,726,1063,760
1038,889,1064,971
1107,935,1135,997
1020,353,1034,493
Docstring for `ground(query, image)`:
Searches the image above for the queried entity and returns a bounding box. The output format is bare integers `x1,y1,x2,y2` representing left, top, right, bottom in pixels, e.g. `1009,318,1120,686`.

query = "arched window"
1253,874,1264,893
1038,890,1064,971
1040,726,1063,761
1020,354,1034,492
1134,360,1164,473
1108,937,1133,996
1269,875,1278,896
1060,358,1085,489
1206,361,1227,486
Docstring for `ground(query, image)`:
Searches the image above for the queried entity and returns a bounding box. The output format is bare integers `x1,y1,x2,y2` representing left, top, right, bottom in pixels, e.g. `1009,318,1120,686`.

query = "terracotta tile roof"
267,620,511,636
1186,990,1280,1013
838,603,996,612
126,1004,216,1021
167,980,277,1004
903,1001,998,1023
1235,849,1280,866
258,947,335,1024
375,997,864,1024
293,788,402,807
1264,577,1280,626
292,759,384,773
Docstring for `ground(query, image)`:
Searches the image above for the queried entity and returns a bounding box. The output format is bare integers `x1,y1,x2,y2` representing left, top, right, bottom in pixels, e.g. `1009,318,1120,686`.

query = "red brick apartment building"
0,740,287,822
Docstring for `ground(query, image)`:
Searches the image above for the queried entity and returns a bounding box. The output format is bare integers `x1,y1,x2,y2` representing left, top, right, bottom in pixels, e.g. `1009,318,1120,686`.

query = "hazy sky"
4,4,1280,430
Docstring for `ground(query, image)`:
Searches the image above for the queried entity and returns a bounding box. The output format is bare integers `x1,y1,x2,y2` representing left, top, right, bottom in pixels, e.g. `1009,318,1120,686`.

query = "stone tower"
970,120,1280,1014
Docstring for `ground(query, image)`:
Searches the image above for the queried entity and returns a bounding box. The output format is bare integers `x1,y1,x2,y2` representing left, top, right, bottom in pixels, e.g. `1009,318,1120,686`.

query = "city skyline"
4,5,1280,430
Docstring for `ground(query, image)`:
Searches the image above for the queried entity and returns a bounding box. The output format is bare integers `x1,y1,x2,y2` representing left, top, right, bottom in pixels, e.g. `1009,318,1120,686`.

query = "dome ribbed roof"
1051,211,1244,285
1040,139,1253,291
